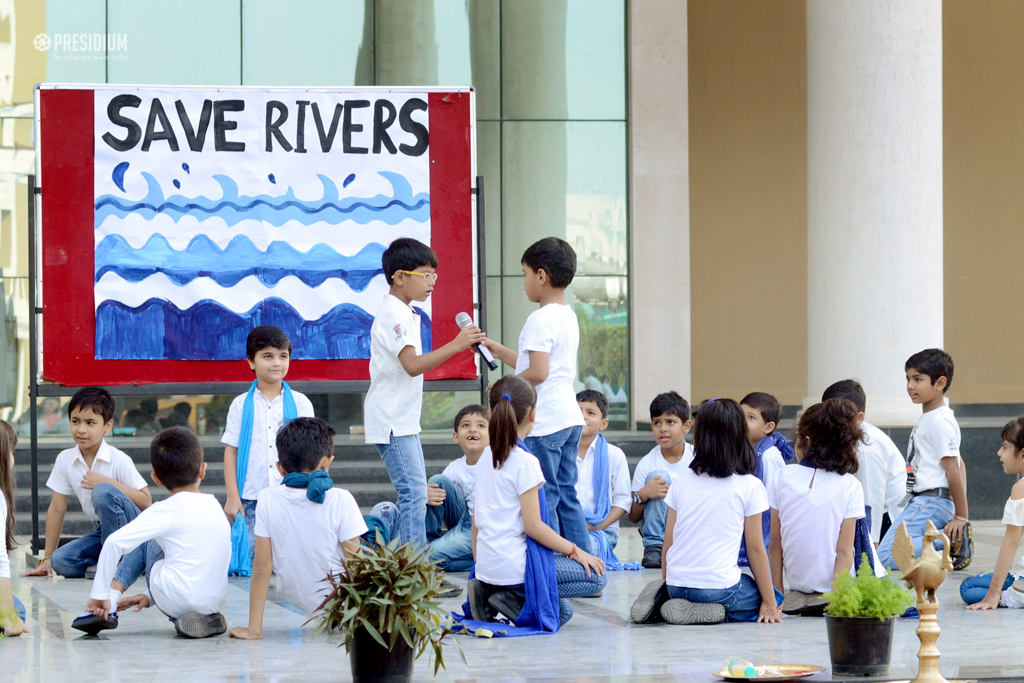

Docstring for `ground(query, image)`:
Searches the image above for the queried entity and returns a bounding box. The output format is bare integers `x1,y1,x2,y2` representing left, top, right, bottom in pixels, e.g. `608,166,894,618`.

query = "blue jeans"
110,539,177,621
638,469,672,547
525,425,589,550
877,495,955,570
376,433,428,548
12,595,26,623
505,555,607,626
667,575,784,623
961,572,1016,605
425,474,473,572
50,483,142,578
241,498,258,560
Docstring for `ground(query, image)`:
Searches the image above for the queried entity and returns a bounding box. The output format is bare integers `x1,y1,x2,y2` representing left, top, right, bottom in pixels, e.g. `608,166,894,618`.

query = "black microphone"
456,312,498,371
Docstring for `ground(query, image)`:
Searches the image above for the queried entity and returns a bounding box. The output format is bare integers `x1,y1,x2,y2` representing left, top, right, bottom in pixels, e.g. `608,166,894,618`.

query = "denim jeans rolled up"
637,469,672,547
524,425,590,550
960,572,1016,605
50,483,142,578
425,474,473,572
877,495,955,570
376,432,428,548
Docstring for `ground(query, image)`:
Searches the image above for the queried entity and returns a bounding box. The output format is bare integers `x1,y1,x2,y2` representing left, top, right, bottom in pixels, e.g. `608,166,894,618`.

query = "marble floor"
2,521,1023,682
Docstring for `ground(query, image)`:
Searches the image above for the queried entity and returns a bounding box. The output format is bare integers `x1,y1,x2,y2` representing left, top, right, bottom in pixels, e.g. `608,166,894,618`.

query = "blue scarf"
738,435,791,567
583,436,641,571
228,380,298,577
453,439,560,636
283,470,333,504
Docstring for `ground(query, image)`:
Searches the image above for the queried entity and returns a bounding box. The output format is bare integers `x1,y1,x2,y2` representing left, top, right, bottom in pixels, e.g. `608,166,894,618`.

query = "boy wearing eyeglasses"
364,238,485,549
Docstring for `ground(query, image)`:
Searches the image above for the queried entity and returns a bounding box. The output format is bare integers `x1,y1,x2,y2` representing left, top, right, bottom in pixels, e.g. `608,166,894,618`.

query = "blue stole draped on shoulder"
452,439,560,636
738,434,793,567
584,436,641,571
228,380,298,577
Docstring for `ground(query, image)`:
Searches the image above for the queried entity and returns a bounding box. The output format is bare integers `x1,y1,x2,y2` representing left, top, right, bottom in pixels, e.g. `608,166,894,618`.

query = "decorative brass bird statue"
892,519,953,604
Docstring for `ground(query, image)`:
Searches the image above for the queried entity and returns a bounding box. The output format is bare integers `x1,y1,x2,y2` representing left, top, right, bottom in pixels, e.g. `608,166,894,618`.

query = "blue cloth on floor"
582,435,641,571
853,504,876,574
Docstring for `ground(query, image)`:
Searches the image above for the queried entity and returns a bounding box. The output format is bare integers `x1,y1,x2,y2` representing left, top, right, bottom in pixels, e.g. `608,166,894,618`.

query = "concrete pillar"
629,0,690,426
806,0,943,425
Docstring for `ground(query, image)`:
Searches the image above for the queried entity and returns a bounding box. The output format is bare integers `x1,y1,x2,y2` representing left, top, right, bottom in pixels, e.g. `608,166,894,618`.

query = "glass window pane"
477,121,501,277
243,0,372,86
485,274,502,350
502,0,625,120
500,275,530,367
468,0,501,120
45,0,108,83
574,282,629,429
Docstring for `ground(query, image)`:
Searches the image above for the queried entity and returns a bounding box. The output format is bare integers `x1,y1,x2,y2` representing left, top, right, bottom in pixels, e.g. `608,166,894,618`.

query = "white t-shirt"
364,294,424,443
0,494,10,579
442,456,478,510
472,445,545,586
631,443,696,491
857,422,908,542
90,492,230,618
1002,496,1024,579
221,389,316,500
575,439,631,537
514,304,585,437
665,469,768,589
759,445,787,492
255,485,368,614
46,440,148,522
768,466,865,594
906,406,960,492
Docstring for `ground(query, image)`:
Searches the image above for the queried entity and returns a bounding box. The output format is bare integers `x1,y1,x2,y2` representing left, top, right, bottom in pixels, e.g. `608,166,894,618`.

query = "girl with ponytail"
768,398,868,615
468,375,605,630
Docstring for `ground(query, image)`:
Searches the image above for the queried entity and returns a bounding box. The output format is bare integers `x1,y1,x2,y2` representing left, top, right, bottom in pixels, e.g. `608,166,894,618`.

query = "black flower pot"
825,615,896,677
349,627,415,683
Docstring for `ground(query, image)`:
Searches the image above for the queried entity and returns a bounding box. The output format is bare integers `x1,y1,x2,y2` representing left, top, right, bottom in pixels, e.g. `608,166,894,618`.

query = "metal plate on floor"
712,664,826,681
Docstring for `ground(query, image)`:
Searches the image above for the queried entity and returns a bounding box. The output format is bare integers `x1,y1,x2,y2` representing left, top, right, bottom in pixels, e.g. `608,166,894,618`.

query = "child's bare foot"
117,594,151,612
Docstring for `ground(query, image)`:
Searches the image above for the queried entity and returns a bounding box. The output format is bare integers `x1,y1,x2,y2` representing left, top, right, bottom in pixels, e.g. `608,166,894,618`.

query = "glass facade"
6,0,629,433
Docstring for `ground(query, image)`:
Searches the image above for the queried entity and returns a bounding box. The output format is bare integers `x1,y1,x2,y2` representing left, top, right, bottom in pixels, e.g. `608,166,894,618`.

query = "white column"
806,0,943,426
630,0,690,427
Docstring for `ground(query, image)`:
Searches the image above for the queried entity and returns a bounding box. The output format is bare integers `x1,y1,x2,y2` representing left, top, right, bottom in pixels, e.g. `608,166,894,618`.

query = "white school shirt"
221,389,315,501
442,456,478,510
1002,496,1024,580
364,294,424,444
90,492,230,618
631,443,696,491
0,495,9,579
665,469,768,589
46,440,148,522
857,422,908,542
514,304,585,437
575,439,631,537
472,445,545,586
768,466,865,594
906,406,961,493
255,485,368,614
759,445,787,492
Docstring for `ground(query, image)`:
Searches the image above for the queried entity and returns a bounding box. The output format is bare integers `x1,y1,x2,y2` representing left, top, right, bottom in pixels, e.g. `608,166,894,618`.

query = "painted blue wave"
95,234,385,289
95,298,433,361
95,171,429,227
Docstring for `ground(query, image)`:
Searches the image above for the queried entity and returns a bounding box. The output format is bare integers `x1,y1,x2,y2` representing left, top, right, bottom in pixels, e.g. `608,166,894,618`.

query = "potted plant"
312,533,462,683
822,555,916,677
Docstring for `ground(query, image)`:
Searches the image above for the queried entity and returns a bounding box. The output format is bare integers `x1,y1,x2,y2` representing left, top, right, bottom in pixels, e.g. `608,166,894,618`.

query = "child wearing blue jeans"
0,421,26,636
962,416,1024,609
364,238,483,548
482,238,589,551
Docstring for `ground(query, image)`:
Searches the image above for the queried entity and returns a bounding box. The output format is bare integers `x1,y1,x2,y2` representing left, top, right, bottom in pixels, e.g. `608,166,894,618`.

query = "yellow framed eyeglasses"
400,270,438,283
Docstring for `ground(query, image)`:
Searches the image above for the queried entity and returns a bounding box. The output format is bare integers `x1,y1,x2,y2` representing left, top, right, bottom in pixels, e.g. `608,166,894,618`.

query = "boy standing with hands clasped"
365,238,484,548
482,237,590,551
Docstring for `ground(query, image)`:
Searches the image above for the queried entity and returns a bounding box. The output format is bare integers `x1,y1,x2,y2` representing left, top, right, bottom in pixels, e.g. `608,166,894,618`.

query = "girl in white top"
963,416,1024,609
0,421,27,636
768,399,866,613
469,375,605,627
631,398,782,625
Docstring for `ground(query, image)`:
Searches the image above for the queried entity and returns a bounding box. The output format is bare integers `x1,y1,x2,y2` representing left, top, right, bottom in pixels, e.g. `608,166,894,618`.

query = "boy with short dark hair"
822,379,907,544
222,325,315,559
628,391,694,568
481,237,590,551
230,418,367,639
365,238,484,548
22,387,151,579
878,348,972,570
576,390,631,561
74,427,230,638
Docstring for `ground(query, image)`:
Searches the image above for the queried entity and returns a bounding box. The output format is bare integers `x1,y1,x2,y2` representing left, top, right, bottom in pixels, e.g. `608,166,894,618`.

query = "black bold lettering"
175,99,212,152
265,101,292,152
373,99,397,154
102,95,143,151
141,98,179,152
213,100,245,152
311,102,342,152
342,99,370,154
295,100,309,153
398,98,428,156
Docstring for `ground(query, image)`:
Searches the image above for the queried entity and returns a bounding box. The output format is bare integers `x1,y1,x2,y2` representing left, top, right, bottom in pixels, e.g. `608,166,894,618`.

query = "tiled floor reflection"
3,521,1023,682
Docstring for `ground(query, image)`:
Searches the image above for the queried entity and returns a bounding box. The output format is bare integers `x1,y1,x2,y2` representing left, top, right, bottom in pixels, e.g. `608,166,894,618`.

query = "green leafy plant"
823,555,915,619
310,532,462,675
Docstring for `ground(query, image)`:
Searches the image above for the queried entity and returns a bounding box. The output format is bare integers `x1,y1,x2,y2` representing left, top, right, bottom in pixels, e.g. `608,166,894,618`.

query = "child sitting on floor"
230,418,366,639
468,375,605,629
768,399,867,615
0,421,27,636
630,398,782,625
74,428,231,638
962,416,1024,610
